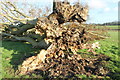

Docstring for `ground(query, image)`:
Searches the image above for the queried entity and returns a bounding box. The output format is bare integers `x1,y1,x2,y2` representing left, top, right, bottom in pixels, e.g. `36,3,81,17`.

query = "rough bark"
0,0,109,78
51,0,88,24
1,0,107,50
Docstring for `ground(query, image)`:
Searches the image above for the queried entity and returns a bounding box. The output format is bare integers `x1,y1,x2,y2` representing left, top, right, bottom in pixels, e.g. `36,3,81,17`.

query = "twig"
87,31,109,38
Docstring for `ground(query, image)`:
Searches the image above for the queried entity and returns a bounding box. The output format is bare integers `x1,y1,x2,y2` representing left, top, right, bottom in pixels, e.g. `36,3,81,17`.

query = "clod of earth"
1,0,109,78
19,53,110,78
19,0,109,78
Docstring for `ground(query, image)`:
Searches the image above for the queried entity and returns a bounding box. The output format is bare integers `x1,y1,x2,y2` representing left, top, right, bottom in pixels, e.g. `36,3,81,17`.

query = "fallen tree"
1,1,108,48
0,1,49,48
1,0,110,78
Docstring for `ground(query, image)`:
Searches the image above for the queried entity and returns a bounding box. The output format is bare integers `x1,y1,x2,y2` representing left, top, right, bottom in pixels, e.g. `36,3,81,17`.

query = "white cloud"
85,0,107,9
113,0,119,3
114,7,118,11
12,0,53,2
101,0,119,3
104,7,110,12
83,0,119,9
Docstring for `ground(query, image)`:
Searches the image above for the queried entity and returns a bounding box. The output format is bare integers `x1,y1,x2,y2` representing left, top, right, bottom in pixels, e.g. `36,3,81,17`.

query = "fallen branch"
6,1,31,18
10,24,35,35
1,1,34,24
87,31,109,39
1,32,49,48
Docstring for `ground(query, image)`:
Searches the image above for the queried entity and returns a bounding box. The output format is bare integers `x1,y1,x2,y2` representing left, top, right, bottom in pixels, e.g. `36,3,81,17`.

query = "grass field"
0,26,119,79
0,41,40,78
97,25,120,30
106,25,120,29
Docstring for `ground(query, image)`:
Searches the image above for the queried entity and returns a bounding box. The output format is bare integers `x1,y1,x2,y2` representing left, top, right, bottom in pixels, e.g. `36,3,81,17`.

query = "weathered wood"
1,0,107,51
17,0,109,77
52,0,88,24
2,32,49,48
19,53,110,78
11,24,35,35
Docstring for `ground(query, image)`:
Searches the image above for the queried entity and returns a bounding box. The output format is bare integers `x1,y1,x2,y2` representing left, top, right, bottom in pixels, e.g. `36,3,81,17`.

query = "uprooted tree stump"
1,0,110,78
18,0,110,78
1,1,108,48
19,52,110,78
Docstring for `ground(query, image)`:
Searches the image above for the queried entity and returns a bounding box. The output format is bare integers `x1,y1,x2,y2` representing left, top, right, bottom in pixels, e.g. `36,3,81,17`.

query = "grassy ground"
106,25,120,29
0,28,119,79
78,30,119,79
0,47,2,80
95,31,120,79
0,41,40,78
97,25,120,29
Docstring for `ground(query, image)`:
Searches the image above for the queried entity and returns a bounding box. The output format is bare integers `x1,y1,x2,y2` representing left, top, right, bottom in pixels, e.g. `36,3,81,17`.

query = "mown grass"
95,31,120,79
78,31,120,79
97,25,119,30
0,30,119,79
0,48,2,80
106,25,120,29
0,41,40,78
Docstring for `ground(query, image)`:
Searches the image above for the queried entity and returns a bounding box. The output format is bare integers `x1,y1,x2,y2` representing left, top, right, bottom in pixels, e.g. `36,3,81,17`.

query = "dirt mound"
20,53,110,78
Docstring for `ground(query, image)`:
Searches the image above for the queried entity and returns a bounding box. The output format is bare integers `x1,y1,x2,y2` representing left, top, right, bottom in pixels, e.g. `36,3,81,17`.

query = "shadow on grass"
109,45,120,56
2,41,40,70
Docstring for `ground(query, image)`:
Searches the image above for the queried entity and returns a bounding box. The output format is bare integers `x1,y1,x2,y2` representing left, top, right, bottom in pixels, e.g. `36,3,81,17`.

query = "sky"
1,0,119,24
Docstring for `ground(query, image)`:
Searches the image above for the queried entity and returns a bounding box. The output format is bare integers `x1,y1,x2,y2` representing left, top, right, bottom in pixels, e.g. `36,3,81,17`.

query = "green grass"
0,50,2,80
96,31,119,60
0,30,119,79
97,25,120,29
78,31,119,79
95,31,120,79
0,41,40,78
106,25,120,29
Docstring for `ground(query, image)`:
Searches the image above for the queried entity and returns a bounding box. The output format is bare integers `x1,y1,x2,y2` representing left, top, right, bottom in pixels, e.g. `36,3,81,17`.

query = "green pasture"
106,25,120,29
107,25,120,29
97,25,119,29
0,41,41,78
96,31,120,79
0,30,119,79
78,30,119,79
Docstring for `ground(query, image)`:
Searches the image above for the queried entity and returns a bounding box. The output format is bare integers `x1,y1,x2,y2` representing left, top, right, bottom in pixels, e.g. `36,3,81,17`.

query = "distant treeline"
97,21,120,26
102,21,120,26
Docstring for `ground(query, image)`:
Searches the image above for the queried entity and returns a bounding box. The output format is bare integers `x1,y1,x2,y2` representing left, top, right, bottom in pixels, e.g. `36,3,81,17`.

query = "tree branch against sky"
1,0,119,24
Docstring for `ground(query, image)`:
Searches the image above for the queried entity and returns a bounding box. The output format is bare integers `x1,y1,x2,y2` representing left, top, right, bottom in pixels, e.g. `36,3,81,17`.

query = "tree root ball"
19,53,110,78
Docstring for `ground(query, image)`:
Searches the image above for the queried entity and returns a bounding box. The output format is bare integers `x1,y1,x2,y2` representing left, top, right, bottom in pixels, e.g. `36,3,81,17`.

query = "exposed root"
19,53,110,78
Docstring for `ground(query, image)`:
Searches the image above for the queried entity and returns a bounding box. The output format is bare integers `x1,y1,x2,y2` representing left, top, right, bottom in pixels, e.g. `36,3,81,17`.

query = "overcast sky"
3,0,119,24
